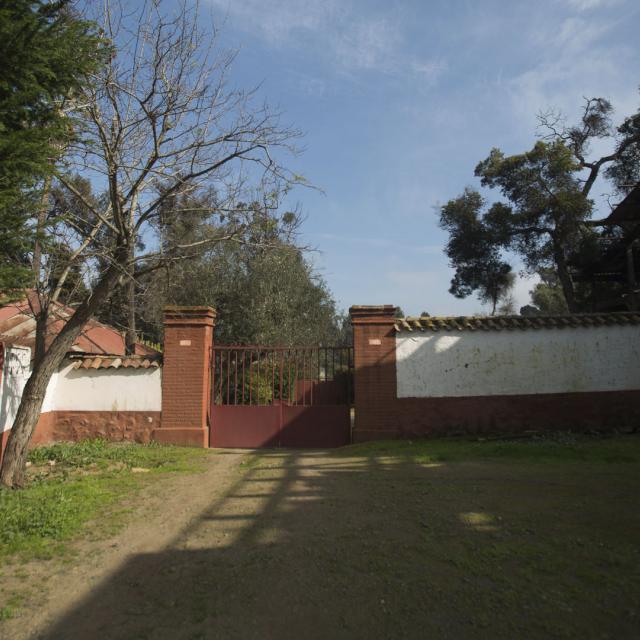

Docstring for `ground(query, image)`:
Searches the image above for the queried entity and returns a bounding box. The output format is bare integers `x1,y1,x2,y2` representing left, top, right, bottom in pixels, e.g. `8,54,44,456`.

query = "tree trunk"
32,177,52,367
32,175,52,284
553,239,578,313
124,241,136,355
34,307,48,367
0,263,122,488
124,276,136,355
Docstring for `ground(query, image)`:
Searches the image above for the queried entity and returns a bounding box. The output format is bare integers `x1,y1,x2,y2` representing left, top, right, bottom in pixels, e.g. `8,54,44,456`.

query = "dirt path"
1,450,247,640
2,449,639,639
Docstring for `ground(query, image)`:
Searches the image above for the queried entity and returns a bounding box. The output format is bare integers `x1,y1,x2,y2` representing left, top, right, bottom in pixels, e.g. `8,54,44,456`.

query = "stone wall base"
0,411,213,464
32,411,162,446
1,411,163,463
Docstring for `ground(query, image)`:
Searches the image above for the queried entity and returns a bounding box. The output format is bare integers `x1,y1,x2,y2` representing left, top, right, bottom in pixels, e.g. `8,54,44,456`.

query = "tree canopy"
439,93,640,314
0,0,102,294
439,188,514,315
120,194,349,346
0,0,308,488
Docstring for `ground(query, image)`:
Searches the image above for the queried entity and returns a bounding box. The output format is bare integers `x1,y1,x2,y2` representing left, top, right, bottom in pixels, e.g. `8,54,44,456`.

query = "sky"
204,0,639,316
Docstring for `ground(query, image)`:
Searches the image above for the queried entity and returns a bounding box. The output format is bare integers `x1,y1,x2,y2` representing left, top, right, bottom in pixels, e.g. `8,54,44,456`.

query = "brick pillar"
350,305,398,442
156,306,216,448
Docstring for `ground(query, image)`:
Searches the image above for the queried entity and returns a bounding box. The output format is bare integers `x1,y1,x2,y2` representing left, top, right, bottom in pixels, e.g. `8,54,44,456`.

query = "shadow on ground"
37,448,640,640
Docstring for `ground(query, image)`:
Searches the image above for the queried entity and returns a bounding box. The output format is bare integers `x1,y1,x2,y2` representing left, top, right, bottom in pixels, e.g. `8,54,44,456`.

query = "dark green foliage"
160,239,346,346
126,190,348,346
474,141,591,309
521,269,569,315
440,92,640,314
439,188,514,314
0,0,102,290
605,109,640,194
0,206,33,294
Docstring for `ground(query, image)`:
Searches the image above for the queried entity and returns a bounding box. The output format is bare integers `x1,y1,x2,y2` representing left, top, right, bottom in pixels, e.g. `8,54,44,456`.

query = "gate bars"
211,346,353,407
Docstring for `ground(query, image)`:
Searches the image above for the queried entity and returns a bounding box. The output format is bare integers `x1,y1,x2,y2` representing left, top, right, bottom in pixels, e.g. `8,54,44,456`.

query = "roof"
65,353,162,370
0,294,158,356
393,312,640,333
603,184,640,226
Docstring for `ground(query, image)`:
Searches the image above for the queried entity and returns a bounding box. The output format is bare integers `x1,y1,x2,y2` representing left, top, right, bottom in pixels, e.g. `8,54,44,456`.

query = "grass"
0,440,210,563
341,431,640,464
27,438,207,472
2,434,639,636
0,594,23,621
337,434,640,637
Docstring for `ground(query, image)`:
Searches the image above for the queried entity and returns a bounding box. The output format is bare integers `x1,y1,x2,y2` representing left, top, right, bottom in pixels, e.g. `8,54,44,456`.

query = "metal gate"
209,345,353,448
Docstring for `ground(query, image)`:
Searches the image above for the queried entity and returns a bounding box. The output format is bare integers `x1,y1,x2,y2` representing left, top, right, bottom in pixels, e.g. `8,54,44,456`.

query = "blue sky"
205,0,639,316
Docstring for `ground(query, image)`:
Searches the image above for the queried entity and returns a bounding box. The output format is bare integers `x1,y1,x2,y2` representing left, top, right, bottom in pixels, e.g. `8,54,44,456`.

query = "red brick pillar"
350,305,398,442
156,306,216,448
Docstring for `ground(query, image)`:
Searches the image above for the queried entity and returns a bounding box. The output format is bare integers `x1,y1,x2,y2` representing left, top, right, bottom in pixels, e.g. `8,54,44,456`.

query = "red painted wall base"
153,427,208,448
352,389,640,442
0,429,8,463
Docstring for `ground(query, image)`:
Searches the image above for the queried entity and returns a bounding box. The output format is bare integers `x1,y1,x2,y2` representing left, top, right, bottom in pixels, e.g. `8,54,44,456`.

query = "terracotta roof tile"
393,312,640,333
66,354,162,370
0,293,160,357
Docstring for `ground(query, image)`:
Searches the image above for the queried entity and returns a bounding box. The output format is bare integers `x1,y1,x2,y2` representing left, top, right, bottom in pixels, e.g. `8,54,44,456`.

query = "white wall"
396,325,640,398
1,345,31,432
51,365,162,412
1,350,161,433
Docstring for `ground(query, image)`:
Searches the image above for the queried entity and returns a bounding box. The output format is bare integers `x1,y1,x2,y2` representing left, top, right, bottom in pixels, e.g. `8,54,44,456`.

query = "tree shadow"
36,448,639,640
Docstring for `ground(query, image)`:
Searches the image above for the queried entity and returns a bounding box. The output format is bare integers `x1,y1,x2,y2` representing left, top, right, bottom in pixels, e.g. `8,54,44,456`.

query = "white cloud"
506,10,637,143
307,232,441,255
286,70,326,97
566,0,625,10
553,16,613,51
410,58,448,82
208,0,343,43
333,17,401,74
208,0,444,81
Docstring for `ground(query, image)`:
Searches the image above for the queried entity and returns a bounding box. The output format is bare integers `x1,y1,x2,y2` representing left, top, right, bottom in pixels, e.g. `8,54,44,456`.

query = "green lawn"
0,440,209,564
1,434,639,637
341,431,640,464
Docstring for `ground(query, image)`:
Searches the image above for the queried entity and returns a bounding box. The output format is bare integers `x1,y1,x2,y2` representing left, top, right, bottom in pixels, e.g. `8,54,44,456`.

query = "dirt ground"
1,448,639,639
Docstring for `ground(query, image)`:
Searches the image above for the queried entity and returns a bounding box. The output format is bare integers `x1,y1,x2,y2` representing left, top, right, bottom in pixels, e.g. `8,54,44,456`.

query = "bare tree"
1,0,302,488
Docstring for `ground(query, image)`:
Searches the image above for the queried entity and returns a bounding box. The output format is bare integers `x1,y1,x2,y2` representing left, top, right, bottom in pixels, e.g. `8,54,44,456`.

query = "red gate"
209,345,353,448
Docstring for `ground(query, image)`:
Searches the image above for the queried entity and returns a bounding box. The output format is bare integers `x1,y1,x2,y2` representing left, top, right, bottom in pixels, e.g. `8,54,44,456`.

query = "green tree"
474,140,589,312
1,0,302,488
439,188,514,314
134,194,347,346
0,0,102,293
439,94,640,313
521,270,569,315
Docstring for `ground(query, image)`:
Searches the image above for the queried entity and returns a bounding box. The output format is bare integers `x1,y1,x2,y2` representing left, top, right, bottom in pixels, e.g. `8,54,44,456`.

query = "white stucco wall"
0,345,31,432
51,365,162,412
41,370,59,414
396,325,640,398
1,351,161,433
